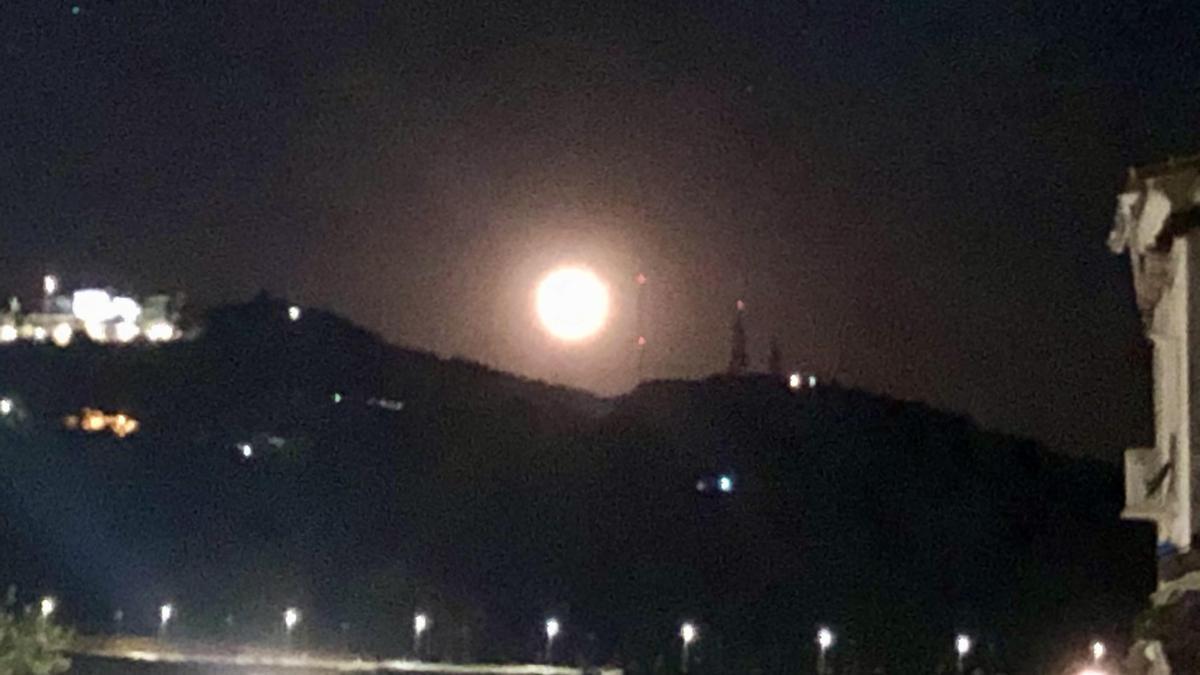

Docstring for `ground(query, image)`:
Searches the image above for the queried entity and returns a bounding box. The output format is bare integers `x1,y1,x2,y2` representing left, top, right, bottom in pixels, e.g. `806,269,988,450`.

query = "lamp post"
545,618,561,663
413,612,428,659
680,622,697,673
39,596,56,620
955,634,971,674
159,603,174,639
43,275,57,312
816,627,834,675
1091,640,1106,663
284,607,300,647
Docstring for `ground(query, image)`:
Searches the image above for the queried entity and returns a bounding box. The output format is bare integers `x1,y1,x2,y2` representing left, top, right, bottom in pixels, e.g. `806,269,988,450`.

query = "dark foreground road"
74,655,348,675
70,654,619,675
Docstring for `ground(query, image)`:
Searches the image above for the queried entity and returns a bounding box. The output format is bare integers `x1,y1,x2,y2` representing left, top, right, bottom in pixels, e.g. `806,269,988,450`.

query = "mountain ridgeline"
0,296,1152,673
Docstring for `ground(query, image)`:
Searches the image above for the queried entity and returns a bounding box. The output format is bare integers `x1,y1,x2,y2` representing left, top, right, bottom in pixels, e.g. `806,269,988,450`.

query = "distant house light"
73,408,139,437
367,397,405,411
808,375,818,388
50,323,73,347
32,326,48,342
238,442,253,459
84,321,107,343
145,321,175,342
332,392,343,404
114,321,140,343
788,372,801,390
718,475,734,493
0,325,16,343
111,296,142,322
288,305,301,322
72,289,116,323
110,412,139,437
43,275,58,296
0,398,12,416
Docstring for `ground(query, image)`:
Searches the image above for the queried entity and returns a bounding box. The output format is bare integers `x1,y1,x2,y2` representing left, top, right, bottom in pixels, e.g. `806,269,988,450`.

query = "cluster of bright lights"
64,408,140,437
788,372,819,391
72,290,119,323
69,290,142,326
0,277,181,347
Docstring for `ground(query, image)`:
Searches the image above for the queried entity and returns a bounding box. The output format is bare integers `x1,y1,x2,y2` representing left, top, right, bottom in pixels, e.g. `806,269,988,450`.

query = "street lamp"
955,634,971,674
284,607,301,633
1091,640,1106,662
39,596,56,620
413,612,429,659
159,603,174,638
545,617,561,663
816,627,834,675
680,622,697,673
42,273,57,312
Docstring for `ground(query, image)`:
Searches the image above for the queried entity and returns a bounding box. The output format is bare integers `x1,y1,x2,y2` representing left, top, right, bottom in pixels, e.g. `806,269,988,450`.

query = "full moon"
535,266,610,342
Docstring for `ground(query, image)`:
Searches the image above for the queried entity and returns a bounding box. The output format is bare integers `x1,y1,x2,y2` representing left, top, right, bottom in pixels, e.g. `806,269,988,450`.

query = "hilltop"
0,296,1153,673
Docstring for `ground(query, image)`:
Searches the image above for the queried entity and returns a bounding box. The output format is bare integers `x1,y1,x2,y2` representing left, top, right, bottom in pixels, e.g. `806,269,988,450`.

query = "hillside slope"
0,296,1152,673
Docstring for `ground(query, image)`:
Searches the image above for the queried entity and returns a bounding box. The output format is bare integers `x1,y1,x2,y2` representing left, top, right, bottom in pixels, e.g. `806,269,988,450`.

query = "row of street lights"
151,602,301,639
418,613,560,663
32,597,1111,672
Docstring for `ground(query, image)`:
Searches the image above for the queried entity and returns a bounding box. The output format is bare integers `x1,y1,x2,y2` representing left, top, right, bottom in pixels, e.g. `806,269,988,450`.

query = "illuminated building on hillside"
63,408,140,437
0,276,184,346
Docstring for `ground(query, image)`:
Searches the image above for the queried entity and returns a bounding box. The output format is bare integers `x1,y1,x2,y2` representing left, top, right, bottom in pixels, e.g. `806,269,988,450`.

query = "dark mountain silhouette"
0,296,1153,673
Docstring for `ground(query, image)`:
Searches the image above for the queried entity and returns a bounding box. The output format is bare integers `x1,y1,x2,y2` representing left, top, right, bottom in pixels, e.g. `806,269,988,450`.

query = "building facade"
1110,155,1200,581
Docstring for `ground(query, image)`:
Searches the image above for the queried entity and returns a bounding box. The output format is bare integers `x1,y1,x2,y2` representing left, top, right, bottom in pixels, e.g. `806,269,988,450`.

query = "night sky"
3,1,1198,457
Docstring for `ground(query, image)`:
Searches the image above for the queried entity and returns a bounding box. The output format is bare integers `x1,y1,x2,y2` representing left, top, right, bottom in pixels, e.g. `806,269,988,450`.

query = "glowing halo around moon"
535,266,610,342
